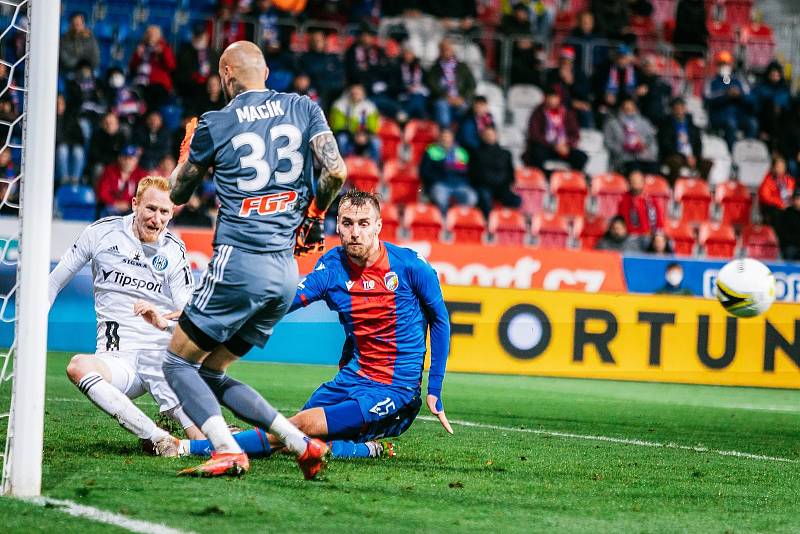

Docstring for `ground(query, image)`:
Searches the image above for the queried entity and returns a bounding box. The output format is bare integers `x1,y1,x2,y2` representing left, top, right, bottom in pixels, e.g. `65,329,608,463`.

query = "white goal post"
1,0,59,497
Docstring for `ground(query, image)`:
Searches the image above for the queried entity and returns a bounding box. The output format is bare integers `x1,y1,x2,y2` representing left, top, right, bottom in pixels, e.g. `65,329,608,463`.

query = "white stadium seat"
732,139,771,188
702,134,732,185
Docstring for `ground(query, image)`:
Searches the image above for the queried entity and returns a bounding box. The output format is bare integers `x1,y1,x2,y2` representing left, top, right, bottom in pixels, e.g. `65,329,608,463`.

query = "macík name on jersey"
235,101,286,123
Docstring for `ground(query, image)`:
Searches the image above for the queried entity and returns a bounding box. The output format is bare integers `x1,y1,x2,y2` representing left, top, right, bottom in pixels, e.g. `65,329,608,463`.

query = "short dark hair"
666,261,682,271
339,189,382,216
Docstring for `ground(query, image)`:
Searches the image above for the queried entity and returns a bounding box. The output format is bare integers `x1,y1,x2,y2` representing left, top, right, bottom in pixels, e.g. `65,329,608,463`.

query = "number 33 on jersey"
187,89,333,253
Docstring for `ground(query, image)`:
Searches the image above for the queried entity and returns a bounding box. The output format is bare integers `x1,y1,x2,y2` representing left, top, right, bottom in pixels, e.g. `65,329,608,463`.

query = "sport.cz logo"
239,191,298,217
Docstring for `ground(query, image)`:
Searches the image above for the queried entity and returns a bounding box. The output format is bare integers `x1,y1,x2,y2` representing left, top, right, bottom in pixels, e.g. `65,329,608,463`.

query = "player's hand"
178,117,198,164
294,202,326,257
426,394,453,434
134,300,169,331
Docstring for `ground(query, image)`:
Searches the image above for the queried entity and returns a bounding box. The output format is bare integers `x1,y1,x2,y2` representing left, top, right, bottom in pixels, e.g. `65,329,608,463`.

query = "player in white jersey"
48,176,203,455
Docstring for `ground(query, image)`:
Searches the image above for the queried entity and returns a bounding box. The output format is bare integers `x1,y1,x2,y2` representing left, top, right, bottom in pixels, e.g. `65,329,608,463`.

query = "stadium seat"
648,54,683,94
550,170,588,217
742,224,780,260
377,118,402,162
577,213,608,250
579,129,610,177
702,134,733,185
664,220,696,255
403,202,443,242
685,57,710,97
643,174,673,215
498,125,526,167
488,207,527,245
652,0,677,25
714,181,752,226
531,213,571,249
699,222,737,258
674,177,712,224
591,173,628,219
403,119,439,165
508,84,543,132
383,158,421,205
707,20,737,63
513,166,548,217
344,156,380,193
476,80,505,125
724,0,754,27
446,206,486,244
379,203,400,241
732,139,770,188
741,22,776,71
55,184,96,221
685,95,708,129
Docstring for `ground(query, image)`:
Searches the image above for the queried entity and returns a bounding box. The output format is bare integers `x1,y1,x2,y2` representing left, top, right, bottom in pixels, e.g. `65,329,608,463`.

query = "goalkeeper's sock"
162,351,242,454
186,428,273,458
329,440,379,459
76,372,168,442
198,366,308,454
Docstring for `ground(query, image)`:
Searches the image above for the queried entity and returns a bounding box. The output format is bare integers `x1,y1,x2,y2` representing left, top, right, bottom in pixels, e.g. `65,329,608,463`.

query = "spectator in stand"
394,45,429,121
628,0,654,18
420,128,477,215
291,73,319,103
501,5,544,87
591,0,629,41
593,45,642,124
104,67,145,137
523,85,587,172
344,24,388,95
263,40,296,92
64,60,106,145
0,148,16,213
566,11,605,79
298,29,345,109
500,3,535,37
133,110,171,171
637,55,672,127
469,126,521,218
96,145,148,216
427,38,477,128
55,94,85,185
129,25,176,112
188,74,225,117
59,12,99,74
758,156,795,225
705,50,757,150
172,189,213,228
776,189,800,260
207,1,247,50
0,96,16,147
457,96,496,155
175,23,219,116
779,98,800,178
673,0,708,64
88,112,127,184
656,262,693,295
155,154,176,179
644,230,673,255
545,46,592,128
604,96,659,174
753,61,792,149
595,215,644,252
429,0,479,38
329,84,381,162
617,169,664,236
247,0,284,48
658,96,712,183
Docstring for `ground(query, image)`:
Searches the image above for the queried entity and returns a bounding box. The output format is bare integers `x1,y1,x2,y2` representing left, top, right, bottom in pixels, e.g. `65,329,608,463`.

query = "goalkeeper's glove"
178,117,198,164
294,201,326,257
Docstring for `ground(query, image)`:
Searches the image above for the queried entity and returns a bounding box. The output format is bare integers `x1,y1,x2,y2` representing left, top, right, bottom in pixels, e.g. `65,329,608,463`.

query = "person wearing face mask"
704,50,757,149
657,262,692,295
105,68,145,137
603,96,659,174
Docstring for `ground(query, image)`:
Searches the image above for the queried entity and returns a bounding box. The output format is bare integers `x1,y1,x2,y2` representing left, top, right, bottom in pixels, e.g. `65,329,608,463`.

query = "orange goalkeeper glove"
294,201,326,257
178,117,198,164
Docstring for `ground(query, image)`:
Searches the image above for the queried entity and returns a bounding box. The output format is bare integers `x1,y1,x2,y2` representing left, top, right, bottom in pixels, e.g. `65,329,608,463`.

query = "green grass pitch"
0,352,798,533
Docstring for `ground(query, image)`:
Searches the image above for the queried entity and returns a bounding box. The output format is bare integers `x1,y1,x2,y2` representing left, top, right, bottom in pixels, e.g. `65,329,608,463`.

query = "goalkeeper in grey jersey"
48,176,203,455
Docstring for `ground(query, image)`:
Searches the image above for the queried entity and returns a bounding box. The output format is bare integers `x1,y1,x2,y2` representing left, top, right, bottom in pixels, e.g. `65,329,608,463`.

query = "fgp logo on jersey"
152,255,169,271
384,272,399,292
239,191,299,217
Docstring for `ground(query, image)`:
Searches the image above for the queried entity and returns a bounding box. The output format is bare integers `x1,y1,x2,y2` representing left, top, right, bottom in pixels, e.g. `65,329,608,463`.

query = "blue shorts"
184,245,298,347
302,371,421,442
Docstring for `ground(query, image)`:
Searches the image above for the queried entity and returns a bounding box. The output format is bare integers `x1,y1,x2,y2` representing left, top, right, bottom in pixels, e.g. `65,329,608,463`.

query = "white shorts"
94,349,180,414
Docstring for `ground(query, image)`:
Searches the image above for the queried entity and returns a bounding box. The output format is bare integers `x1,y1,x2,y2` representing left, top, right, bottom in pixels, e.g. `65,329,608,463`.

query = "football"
715,258,776,318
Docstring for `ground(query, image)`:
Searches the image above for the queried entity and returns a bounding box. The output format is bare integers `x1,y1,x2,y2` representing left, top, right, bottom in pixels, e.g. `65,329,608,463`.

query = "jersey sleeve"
408,253,450,398
188,115,215,168
49,225,95,307
288,257,331,312
167,247,194,311
306,98,333,142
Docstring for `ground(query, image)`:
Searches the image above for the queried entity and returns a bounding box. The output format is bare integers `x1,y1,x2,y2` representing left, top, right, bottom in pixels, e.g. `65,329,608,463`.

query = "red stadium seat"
699,222,737,258
550,170,588,217
723,0,753,27
741,22,776,71
446,206,486,244
325,33,346,54
652,0,677,26
477,0,503,27
630,16,658,54
403,202,443,242
383,159,420,205
664,220,696,255
377,118,402,161
591,172,628,219
643,174,672,215
513,166,548,217
531,212,571,249
577,214,608,250
488,207,527,246
379,203,400,241
714,181,752,226
403,119,439,165
742,224,780,260
674,177,712,224
381,38,401,58
685,58,710,97
707,20,737,63
344,156,380,193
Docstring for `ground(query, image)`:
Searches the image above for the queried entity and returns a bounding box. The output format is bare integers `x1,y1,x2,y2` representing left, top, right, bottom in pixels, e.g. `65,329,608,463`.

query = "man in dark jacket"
426,38,476,128
88,112,127,184
344,24,389,96
658,97,713,183
470,127,521,217
299,29,345,109
132,110,171,171
175,24,220,114
777,189,800,260
673,0,708,63
523,86,587,171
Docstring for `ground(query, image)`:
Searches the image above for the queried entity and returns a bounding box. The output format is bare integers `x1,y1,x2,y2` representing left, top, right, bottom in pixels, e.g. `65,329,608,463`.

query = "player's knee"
290,408,326,437
65,354,94,384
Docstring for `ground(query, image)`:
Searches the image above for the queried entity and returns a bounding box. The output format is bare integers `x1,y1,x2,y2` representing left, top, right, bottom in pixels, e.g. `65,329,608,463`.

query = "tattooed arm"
309,132,347,211
169,160,208,205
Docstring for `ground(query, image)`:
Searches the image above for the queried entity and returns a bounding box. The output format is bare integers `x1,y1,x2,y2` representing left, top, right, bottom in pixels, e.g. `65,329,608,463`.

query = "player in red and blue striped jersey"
183,189,452,459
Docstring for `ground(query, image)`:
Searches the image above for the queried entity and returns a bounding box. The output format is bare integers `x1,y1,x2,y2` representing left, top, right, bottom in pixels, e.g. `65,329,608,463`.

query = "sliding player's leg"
66,352,179,455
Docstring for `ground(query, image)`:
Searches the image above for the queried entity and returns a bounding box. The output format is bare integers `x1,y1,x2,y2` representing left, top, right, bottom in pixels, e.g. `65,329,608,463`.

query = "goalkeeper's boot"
178,451,250,477
375,440,396,458
154,435,182,458
296,438,329,480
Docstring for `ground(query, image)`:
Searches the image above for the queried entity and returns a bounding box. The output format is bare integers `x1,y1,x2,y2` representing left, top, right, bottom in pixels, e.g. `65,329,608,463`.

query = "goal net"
0,0,59,497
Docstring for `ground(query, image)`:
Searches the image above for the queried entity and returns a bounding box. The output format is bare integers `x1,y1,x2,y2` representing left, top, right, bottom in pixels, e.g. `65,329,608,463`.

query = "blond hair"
135,175,170,201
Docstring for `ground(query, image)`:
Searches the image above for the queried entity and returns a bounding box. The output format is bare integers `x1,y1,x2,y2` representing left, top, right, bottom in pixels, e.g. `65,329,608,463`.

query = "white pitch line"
418,416,798,464
24,497,193,534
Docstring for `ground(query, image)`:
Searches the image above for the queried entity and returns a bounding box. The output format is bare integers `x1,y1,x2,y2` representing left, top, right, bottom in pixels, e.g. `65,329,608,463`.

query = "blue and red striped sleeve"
289,258,331,313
